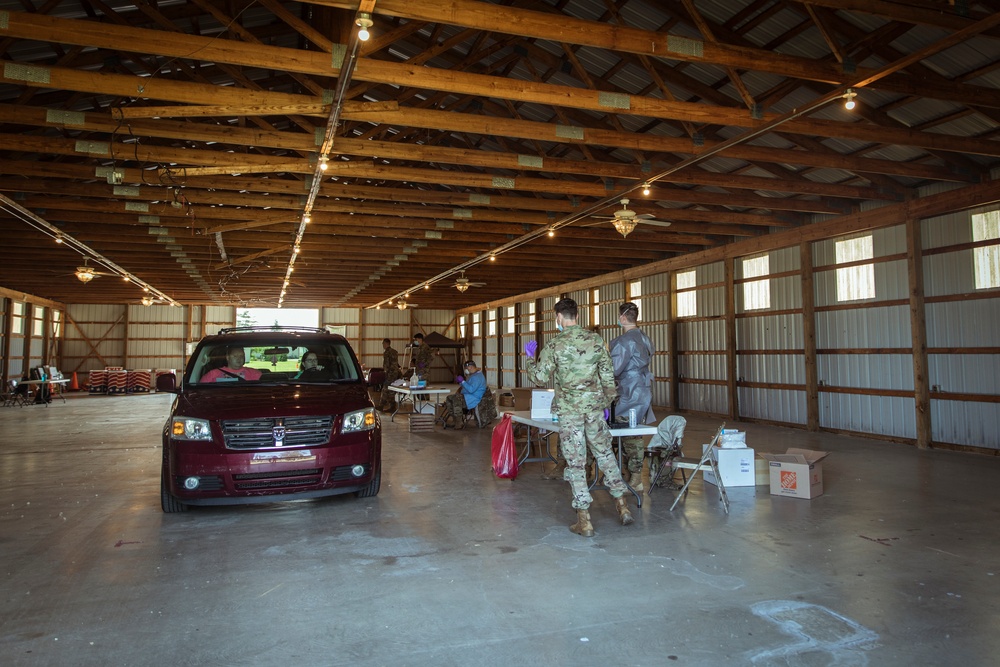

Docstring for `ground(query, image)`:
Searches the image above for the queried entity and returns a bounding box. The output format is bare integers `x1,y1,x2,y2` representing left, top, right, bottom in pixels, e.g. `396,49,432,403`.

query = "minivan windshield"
190,339,360,384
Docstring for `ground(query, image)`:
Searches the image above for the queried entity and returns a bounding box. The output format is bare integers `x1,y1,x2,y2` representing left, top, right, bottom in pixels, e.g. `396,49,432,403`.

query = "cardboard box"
529,389,555,420
759,448,830,499
754,458,770,486
702,444,756,487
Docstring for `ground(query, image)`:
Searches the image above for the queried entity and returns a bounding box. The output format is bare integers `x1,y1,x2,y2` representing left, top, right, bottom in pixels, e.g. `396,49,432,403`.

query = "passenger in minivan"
201,346,263,382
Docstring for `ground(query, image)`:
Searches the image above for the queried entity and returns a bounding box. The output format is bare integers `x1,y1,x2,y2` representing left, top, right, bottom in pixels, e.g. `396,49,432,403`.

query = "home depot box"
702,444,756,487
759,448,831,499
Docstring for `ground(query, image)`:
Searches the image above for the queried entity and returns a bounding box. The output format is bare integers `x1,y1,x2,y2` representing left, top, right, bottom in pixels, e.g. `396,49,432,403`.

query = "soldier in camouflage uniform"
411,333,435,382
377,338,401,412
524,297,634,537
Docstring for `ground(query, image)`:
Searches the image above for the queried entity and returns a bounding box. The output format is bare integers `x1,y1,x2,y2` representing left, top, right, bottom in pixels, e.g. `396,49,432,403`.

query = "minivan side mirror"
156,372,178,393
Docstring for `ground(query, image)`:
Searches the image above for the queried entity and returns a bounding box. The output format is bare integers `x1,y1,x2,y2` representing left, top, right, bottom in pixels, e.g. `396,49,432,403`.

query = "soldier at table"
411,333,435,382
377,338,401,412
609,301,656,492
524,297,634,537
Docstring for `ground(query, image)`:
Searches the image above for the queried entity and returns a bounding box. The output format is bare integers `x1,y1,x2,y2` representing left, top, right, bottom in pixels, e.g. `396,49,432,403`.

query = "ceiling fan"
450,271,487,293
392,298,418,310
71,258,118,283
584,198,672,238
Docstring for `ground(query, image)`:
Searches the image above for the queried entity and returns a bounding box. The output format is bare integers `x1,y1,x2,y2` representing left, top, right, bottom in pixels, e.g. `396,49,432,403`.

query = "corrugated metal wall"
813,227,916,439
922,210,1000,447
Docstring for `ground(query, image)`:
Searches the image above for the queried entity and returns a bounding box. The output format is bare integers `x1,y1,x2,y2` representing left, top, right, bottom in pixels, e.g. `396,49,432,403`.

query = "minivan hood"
174,382,371,421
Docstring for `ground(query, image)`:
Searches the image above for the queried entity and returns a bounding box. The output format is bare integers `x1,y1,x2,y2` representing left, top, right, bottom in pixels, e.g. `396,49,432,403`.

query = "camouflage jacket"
413,342,434,373
525,324,616,416
383,346,401,382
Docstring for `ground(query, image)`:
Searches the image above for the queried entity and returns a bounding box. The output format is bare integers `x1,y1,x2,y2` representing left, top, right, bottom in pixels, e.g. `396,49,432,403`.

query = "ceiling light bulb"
55,236,63,244
141,296,154,307
456,283,469,293
356,13,373,41
642,182,651,196
548,229,555,237
294,246,301,254
489,255,496,262
123,275,130,282
303,213,311,224
424,284,429,290
318,156,329,171
843,89,857,111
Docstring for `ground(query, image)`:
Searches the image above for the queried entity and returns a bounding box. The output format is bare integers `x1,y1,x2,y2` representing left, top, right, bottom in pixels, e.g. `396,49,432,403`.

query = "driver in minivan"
200,346,263,382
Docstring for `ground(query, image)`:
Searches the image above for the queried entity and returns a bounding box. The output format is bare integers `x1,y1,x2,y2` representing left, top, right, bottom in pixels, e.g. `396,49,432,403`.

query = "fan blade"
638,219,672,228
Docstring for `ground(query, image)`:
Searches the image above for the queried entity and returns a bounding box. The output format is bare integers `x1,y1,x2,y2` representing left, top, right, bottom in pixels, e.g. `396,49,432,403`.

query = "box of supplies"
702,444,756,487
759,448,830,499
718,429,747,448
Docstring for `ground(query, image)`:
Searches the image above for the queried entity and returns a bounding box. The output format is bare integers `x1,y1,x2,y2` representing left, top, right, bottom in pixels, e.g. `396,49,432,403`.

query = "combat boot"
569,509,595,537
541,459,567,480
627,471,644,493
614,496,634,526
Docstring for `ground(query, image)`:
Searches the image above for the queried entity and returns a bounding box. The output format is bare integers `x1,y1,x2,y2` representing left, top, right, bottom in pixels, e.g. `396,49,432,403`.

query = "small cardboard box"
702,444,756,487
759,448,830,499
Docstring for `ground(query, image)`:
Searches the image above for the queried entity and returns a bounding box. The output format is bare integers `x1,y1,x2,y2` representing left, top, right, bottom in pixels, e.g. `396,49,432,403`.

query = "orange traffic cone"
69,372,80,392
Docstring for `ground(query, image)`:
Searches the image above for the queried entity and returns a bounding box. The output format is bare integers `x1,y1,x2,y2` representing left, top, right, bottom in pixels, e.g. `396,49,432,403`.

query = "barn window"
835,235,875,302
676,271,696,317
743,254,771,311
972,210,1000,290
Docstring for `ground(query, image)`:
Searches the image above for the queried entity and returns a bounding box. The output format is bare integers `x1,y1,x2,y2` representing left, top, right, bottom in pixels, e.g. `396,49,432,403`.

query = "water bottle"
628,408,636,428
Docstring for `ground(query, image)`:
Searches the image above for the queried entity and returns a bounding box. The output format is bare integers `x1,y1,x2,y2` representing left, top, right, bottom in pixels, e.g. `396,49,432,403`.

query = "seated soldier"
441,360,488,429
201,346,263,382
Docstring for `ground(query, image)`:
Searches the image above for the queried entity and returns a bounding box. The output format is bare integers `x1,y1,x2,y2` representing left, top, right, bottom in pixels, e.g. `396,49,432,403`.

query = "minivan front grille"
221,416,334,449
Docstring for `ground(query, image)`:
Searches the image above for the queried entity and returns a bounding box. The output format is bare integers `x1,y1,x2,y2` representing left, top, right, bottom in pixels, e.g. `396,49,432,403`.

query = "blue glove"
455,375,464,384
603,408,610,420
524,340,538,358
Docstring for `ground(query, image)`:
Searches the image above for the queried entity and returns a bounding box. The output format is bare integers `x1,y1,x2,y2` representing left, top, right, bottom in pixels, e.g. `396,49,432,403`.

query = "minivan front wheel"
161,468,190,513
356,468,381,498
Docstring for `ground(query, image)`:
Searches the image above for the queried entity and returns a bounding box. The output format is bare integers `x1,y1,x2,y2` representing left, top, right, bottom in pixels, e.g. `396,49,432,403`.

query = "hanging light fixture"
611,217,638,238
75,266,96,283
456,283,469,293
642,182,651,196
141,296,155,307
355,12,373,41
843,88,857,110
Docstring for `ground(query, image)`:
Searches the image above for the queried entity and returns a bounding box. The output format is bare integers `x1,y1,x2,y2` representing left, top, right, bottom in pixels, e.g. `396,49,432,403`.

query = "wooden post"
725,257,738,420
801,242,819,431
907,214,932,449
669,271,679,410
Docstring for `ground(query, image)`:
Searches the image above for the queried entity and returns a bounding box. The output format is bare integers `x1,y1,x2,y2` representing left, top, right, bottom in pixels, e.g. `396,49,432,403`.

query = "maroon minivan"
156,326,381,512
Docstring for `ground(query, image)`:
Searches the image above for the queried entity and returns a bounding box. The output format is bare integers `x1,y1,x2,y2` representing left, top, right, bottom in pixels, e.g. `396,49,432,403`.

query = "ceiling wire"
369,8,1000,309
0,193,179,306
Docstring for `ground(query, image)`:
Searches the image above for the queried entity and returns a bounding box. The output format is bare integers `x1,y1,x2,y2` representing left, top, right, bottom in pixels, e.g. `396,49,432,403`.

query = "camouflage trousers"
615,415,645,475
559,412,627,510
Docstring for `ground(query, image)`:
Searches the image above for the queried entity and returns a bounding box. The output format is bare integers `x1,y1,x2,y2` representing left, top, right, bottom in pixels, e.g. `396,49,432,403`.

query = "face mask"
556,323,563,332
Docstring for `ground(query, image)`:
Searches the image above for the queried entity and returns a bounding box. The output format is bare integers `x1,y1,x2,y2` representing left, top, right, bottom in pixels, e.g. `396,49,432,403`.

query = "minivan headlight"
342,408,376,433
171,417,213,441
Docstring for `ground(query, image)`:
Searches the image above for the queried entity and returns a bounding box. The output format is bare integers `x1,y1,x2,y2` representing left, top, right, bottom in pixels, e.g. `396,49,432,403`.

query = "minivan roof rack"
217,326,330,335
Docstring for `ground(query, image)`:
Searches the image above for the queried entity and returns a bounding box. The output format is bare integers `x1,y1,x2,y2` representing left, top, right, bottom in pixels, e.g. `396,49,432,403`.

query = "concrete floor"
1,392,998,667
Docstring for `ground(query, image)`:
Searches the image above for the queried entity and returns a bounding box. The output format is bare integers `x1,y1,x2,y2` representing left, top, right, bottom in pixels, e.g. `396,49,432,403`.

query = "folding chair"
4,379,29,407
654,423,731,515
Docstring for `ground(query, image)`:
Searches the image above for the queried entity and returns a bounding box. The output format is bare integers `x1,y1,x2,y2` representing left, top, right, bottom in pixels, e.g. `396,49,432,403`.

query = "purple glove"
603,408,610,420
524,340,538,358
455,375,464,384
